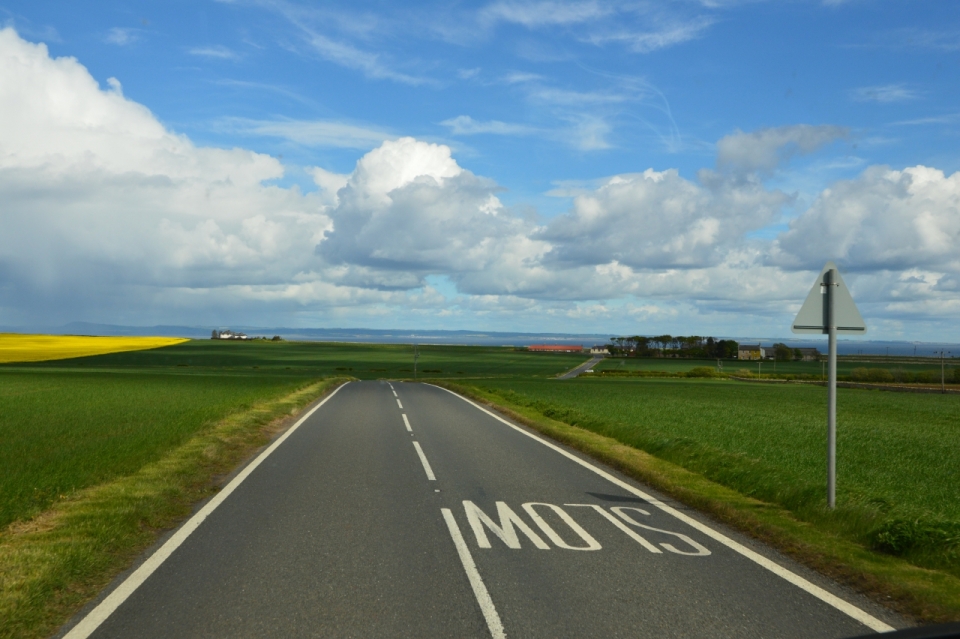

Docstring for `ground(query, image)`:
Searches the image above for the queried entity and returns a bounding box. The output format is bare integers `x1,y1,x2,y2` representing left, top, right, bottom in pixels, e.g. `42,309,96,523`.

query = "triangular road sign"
792,262,866,334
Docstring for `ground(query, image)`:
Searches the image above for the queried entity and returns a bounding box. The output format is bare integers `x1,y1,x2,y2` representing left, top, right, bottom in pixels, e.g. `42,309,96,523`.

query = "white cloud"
440,115,539,136
716,124,849,174
3,27,960,336
188,45,239,60
316,137,543,290
583,17,713,53
538,169,788,269
303,31,428,85
0,27,328,318
850,83,920,103
479,1,612,28
221,117,393,149
771,165,960,273
104,28,139,46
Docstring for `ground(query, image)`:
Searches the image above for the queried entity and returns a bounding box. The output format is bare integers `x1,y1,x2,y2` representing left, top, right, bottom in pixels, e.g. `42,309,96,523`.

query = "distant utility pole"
935,350,951,394
757,361,761,379
793,262,866,510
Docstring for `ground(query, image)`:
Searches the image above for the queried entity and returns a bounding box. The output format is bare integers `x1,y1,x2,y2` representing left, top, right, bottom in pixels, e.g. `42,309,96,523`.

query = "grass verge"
0,376,348,639
434,380,960,624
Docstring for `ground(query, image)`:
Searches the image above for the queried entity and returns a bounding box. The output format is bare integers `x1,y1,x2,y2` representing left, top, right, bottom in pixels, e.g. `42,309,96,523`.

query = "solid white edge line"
430,384,895,634
402,414,412,432
412,441,437,480
441,508,506,639
63,382,351,639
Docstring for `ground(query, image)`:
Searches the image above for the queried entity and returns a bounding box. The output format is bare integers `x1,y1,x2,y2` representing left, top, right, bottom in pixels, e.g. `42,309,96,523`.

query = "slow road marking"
432,385,894,633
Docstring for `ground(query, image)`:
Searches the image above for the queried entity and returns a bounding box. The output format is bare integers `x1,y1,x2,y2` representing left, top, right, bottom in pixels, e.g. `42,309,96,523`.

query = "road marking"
566,504,662,553
412,441,436,480
441,509,506,639
522,503,601,550
611,507,710,556
393,390,398,397
63,382,351,639
464,500,549,550
402,414,412,432
397,398,403,409
432,385,895,633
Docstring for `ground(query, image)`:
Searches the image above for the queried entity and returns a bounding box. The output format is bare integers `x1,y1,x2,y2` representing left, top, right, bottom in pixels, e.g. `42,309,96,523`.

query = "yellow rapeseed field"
0,334,189,363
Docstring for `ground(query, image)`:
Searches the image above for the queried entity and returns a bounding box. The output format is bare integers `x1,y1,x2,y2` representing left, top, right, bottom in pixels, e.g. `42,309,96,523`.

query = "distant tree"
773,343,793,361
211,330,219,340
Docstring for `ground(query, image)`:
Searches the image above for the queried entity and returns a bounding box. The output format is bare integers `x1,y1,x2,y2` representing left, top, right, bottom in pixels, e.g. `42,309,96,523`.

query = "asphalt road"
557,355,605,379
61,381,904,638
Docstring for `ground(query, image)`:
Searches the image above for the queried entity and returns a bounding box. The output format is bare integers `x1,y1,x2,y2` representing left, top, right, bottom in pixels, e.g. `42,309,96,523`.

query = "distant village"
527,336,819,361
211,330,282,342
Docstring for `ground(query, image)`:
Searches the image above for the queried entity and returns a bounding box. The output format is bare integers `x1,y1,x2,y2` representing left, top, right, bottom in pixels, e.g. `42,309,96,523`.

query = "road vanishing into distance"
60,381,904,638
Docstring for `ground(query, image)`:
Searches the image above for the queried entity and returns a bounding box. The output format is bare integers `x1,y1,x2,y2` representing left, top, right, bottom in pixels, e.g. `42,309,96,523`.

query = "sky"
1,1,958,340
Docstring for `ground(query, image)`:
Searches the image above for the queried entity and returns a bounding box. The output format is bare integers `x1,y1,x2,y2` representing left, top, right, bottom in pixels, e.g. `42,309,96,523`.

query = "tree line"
606,335,739,359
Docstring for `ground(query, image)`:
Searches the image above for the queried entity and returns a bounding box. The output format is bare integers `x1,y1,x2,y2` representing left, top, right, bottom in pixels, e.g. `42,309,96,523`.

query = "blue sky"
1,1,959,339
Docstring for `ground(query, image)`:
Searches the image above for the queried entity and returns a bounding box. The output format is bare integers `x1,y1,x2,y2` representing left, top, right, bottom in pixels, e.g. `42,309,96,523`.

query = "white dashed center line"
402,414,412,432
412,441,436,480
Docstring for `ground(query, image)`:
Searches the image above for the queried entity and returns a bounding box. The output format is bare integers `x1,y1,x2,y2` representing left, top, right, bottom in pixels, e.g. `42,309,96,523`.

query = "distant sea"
2,322,957,358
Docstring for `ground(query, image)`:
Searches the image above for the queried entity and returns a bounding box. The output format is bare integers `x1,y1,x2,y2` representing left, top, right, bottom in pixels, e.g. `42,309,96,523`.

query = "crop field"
594,355,954,379
467,376,960,575
15,339,587,379
0,334,188,364
0,340,583,530
0,368,312,530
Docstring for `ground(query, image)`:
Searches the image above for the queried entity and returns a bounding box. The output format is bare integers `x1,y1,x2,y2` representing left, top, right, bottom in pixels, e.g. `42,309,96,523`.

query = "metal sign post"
793,262,866,509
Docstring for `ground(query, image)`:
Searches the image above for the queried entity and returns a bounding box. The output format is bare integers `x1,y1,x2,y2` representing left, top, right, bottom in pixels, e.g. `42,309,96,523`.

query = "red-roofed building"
528,344,583,352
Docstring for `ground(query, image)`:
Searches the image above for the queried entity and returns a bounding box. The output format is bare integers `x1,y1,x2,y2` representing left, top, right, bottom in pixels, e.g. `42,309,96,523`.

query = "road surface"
557,355,605,379
60,381,904,638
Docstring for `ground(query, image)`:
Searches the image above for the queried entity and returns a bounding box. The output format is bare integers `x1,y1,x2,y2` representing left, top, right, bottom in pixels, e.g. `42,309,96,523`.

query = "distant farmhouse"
529,344,583,353
590,346,609,355
211,329,250,341
738,344,764,360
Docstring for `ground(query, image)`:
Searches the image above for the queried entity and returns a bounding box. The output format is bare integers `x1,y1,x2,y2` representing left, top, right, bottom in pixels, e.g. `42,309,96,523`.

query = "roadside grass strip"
0,334,188,364
435,380,960,624
0,377,348,639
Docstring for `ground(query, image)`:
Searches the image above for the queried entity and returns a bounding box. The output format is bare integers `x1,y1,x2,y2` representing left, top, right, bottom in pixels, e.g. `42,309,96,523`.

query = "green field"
595,356,955,379
0,340,584,530
16,339,587,379
0,369,313,530
466,376,960,575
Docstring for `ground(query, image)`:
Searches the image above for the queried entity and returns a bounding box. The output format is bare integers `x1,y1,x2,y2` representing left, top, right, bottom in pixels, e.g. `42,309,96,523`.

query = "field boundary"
0,376,349,639
433,380,960,624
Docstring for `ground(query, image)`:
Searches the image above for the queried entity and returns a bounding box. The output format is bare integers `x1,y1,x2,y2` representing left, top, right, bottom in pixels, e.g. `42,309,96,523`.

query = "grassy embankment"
439,375,960,621
0,338,581,638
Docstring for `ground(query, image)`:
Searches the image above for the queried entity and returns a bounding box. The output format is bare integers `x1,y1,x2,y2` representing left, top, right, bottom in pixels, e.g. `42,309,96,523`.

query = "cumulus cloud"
538,169,788,269
716,124,848,174
317,137,544,290
0,27,328,320
772,165,960,273
3,27,959,335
